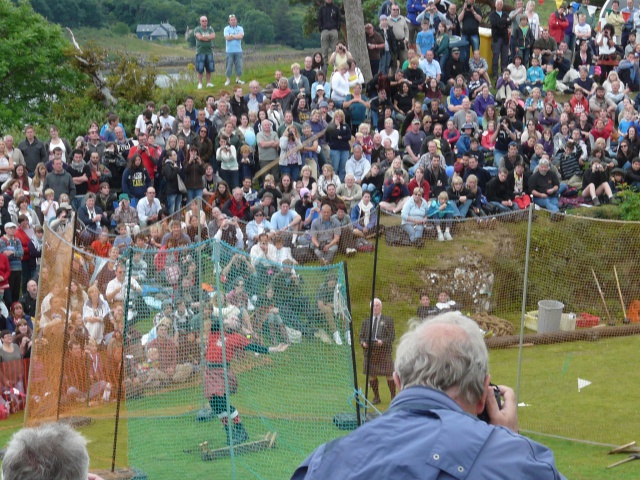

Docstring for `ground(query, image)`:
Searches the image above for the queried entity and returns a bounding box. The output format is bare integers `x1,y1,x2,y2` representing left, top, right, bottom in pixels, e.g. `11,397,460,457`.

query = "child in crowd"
40,189,58,225
416,18,434,57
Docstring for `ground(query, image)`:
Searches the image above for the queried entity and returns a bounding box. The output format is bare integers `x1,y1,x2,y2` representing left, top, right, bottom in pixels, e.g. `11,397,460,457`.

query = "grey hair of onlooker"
2,422,90,480
394,312,488,406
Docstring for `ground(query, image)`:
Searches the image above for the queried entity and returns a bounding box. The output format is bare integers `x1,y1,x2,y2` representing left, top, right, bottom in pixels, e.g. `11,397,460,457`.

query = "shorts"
196,54,215,73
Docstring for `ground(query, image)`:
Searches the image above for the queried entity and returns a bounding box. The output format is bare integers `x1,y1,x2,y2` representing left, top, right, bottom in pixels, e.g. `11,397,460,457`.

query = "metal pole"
363,206,382,420
197,197,207,411
343,263,361,427
111,247,135,472
515,202,534,405
213,240,237,479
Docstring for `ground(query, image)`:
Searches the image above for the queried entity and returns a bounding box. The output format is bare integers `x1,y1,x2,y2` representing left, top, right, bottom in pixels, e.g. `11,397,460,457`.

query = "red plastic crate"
576,313,600,328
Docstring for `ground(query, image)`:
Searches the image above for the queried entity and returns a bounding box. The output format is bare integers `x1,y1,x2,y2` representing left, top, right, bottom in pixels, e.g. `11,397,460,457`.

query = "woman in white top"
330,63,350,107
82,285,110,344
316,164,341,197
507,55,528,90
525,0,540,40
45,125,72,163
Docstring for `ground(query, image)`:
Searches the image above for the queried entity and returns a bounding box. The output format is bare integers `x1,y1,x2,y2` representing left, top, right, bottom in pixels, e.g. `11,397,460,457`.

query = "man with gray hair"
2,422,105,480
292,312,565,479
3,135,26,169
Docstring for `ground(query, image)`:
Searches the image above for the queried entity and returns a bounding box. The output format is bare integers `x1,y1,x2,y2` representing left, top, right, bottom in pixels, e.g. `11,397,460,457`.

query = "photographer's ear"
475,375,492,415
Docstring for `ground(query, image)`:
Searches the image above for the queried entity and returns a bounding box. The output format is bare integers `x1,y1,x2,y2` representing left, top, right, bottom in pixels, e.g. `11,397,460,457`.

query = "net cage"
25,196,640,479
27,204,357,479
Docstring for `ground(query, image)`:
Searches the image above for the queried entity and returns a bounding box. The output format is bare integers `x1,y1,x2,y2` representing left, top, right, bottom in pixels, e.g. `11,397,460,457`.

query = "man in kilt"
204,315,288,445
359,298,396,404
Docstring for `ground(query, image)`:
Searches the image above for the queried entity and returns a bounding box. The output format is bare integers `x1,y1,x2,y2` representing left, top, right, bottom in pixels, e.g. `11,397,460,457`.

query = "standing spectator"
3,136,25,171
377,15,397,75
549,5,570,45
162,149,183,215
365,23,385,76
184,145,206,201
389,5,410,74
0,223,23,306
224,14,245,86
407,0,428,45
19,279,38,318
43,155,75,203
458,0,482,61
128,133,159,183
194,16,216,90
489,0,511,76
358,299,396,404
318,0,341,73
18,126,47,175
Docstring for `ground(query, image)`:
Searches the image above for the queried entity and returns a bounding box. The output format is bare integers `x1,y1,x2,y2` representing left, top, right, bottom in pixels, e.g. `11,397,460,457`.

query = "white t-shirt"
48,138,67,163
135,113,158,134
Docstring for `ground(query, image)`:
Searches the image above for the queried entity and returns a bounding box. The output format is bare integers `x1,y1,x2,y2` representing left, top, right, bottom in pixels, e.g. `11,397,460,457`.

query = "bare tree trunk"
67,28,118,107
343,0,373,82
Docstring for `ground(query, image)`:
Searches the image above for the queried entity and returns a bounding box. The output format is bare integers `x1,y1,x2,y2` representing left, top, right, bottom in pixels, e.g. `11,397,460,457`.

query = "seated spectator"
427,191,456,241
336,174,363,213
582,161,614,205
529,158,560,213
379,168,410,214
310,204,341,264
213,215,244,250
486,168,519,212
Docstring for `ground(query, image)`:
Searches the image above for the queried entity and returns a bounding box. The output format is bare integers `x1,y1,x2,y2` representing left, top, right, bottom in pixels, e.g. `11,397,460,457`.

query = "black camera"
478,383,502,423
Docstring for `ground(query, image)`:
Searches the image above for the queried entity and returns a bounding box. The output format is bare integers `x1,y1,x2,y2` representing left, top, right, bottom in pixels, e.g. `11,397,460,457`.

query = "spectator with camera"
292,312,565,479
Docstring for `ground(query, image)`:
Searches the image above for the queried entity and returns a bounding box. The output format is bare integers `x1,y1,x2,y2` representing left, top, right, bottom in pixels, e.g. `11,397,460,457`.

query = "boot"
230,422,249,445
387,379,396,400
370,379,381,404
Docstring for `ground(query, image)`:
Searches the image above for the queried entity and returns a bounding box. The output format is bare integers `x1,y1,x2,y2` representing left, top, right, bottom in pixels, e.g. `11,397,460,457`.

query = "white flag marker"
578,378,592,392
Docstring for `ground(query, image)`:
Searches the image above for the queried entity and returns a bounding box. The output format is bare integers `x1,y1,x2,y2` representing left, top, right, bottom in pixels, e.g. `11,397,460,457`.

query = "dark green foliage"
0,0,86,130
616,187,640,221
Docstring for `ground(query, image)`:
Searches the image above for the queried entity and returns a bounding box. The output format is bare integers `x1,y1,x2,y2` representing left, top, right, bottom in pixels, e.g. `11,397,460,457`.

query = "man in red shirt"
127,133,159,180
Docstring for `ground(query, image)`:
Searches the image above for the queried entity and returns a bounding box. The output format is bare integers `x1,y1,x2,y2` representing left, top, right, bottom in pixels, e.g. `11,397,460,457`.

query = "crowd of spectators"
4,0,640,415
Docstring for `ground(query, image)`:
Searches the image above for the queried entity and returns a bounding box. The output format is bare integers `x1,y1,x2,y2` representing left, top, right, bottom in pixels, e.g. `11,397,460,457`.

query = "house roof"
137,23,177,35
150,26,169,37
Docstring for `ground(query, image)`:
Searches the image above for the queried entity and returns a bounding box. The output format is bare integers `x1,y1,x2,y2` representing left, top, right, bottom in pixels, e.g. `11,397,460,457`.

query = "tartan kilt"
204,366,238,397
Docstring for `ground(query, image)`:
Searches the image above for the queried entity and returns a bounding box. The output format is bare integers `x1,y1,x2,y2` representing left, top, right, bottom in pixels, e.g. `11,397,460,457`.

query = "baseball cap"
319,101,329,108
452,47,460,53
4,222,16,229
316,85,325,91
462,123,473,130
379,14,388,20
119,193,130,201
411,118,421,125
300,188,311,198
394,168,404,175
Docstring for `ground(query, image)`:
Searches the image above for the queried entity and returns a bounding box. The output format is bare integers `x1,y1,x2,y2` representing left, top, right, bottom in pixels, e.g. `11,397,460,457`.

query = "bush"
616,187,640,221
112,22,131,37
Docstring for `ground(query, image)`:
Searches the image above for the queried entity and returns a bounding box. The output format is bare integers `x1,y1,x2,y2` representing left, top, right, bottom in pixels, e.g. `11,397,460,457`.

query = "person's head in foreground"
2,422,102,480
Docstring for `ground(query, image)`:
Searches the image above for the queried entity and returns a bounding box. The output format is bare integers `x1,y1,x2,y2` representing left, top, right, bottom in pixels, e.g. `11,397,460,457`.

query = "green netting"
122,239,355,479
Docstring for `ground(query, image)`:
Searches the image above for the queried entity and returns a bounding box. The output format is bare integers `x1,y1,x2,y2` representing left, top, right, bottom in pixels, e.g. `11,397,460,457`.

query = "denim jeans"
71,195,85,212
533,195,560,212
187,188,203,203
402,223,424,242
379,51,391,76
461,33,479,60
280,164,301,182
457,199,473,217
493,149,507,167
491,201,520,213
225,52,243,78
220,169,240,190
330,149,349,182
166,194,182,215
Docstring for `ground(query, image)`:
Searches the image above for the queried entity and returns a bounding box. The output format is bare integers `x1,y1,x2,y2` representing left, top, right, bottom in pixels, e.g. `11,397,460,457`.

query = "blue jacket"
292,386,565,480
407,0,427,25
